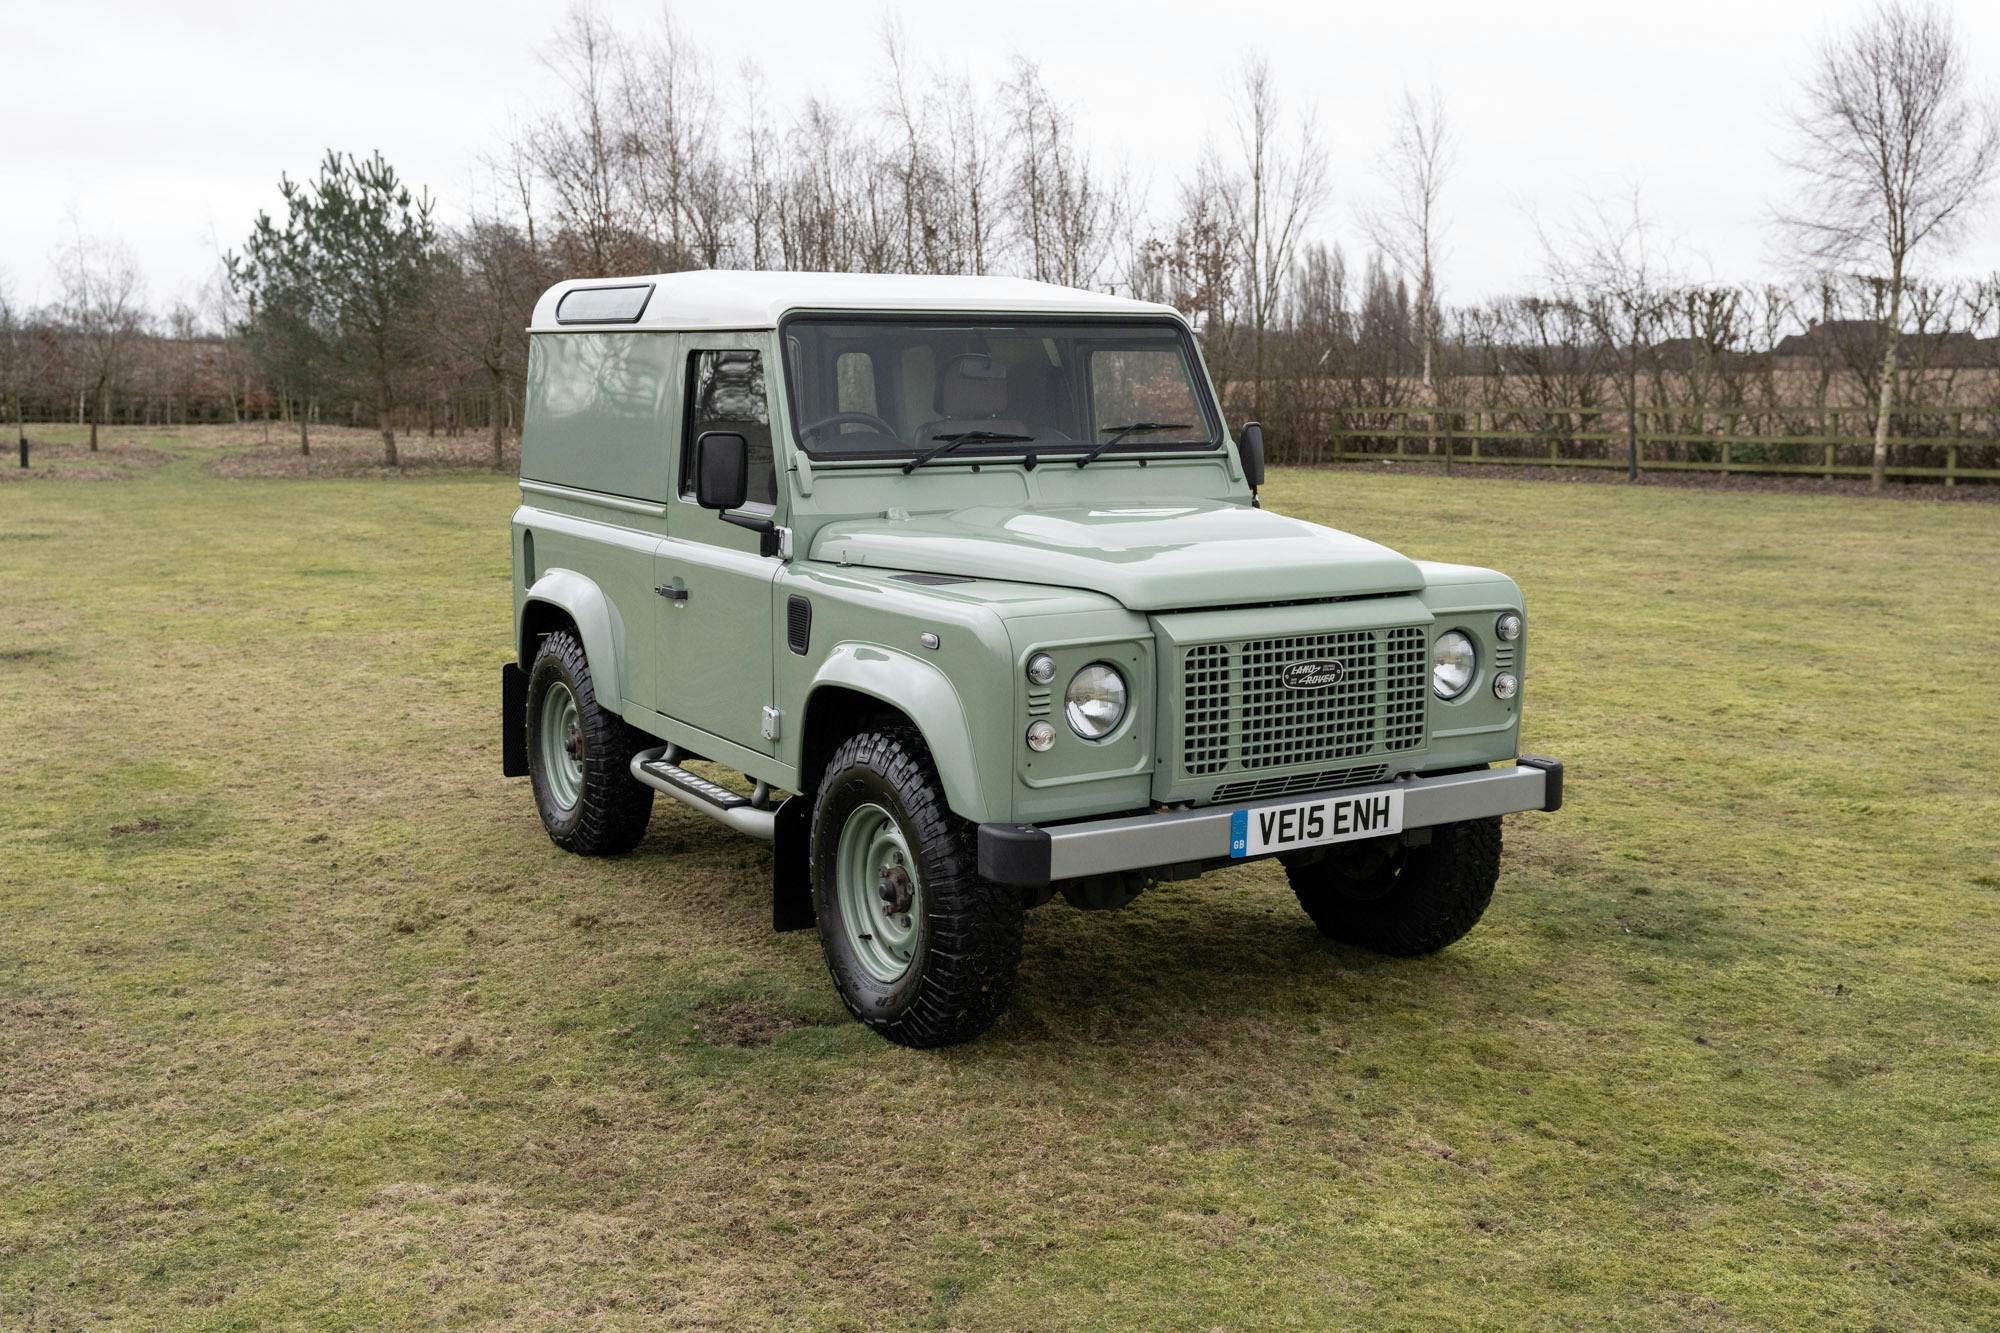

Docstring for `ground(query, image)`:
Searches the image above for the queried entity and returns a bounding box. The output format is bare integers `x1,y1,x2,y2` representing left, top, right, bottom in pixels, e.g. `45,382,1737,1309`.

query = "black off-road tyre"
810,727,1024,1048
526,629,654,855
1284,817,1502,956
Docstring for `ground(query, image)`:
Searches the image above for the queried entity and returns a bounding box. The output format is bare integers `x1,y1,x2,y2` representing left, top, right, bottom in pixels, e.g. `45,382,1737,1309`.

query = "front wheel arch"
800,649,993,821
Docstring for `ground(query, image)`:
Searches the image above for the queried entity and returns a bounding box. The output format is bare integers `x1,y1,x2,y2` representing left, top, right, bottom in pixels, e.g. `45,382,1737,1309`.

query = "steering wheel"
800,411,900,443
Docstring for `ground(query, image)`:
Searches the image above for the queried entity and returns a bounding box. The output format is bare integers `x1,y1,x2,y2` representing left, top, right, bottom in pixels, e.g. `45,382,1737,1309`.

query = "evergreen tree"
230,151,438,465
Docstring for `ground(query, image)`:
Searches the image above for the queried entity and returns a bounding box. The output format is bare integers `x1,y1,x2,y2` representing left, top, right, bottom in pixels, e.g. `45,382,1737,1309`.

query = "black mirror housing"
694,431,750,511
1238,421,1266,489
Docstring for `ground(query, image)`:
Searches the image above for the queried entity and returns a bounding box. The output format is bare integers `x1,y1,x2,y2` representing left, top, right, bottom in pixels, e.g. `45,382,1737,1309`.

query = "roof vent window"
554,284,654,325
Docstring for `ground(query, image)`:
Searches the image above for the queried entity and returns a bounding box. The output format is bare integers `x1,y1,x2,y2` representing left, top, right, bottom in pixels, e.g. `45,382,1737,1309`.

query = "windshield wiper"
1074,422,1194,468
902,430,1037,474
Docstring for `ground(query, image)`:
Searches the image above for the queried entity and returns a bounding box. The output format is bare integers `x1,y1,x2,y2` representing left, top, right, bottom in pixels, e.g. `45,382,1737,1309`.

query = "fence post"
1721,439,1731,470
1823,443,1835,480
1947,411,1962,488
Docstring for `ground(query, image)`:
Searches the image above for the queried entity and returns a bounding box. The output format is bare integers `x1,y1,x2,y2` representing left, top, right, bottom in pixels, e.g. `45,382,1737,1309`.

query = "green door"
656,336,783,753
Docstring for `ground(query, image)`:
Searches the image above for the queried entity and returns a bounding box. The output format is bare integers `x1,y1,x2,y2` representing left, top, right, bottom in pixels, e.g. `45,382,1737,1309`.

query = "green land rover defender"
502,271,1562,1047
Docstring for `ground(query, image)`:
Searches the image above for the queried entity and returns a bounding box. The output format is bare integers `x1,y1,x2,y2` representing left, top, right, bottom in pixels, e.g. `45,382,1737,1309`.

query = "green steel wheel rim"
835,802,923,984
539,680,584,812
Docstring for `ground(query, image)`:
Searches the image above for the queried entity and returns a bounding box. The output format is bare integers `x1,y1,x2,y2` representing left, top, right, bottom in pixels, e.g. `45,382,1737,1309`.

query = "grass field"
3,425,1997,1330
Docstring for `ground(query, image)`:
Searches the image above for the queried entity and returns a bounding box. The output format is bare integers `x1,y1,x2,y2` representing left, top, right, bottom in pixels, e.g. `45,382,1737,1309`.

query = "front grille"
1181,626,1427,778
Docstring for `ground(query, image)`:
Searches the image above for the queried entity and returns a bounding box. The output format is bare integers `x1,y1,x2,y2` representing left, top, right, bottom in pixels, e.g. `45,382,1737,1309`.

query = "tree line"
4,1,1994,488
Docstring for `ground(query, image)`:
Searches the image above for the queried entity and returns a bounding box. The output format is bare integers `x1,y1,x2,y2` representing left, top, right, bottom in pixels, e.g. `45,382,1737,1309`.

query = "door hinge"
761,706,783,741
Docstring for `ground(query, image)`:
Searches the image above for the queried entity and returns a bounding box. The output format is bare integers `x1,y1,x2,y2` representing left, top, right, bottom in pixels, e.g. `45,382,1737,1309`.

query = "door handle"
655,582,689,602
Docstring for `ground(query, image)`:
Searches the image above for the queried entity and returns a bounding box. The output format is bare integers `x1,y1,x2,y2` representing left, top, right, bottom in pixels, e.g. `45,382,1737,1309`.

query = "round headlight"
1496,612,1522,642
1026,653,1057,685
1064,663,1127,739
1432,631,1476,700
1026,721,1056,752
1493,672,1518,700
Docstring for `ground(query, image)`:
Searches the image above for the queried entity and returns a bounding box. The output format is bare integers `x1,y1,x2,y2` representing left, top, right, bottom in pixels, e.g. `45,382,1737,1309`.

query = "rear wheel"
1284,817,1501,955
526,629,654,855
810,727,1023,1047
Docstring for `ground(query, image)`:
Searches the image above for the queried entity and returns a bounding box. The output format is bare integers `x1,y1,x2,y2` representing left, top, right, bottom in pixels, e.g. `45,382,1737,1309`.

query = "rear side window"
682,350,777,507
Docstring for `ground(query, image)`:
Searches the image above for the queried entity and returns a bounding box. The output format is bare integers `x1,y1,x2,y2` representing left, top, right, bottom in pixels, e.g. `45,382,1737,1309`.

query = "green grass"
3,426,1997,1330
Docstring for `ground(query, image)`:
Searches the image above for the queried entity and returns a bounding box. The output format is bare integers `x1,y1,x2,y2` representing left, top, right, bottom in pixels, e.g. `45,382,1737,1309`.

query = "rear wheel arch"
519,598,577,663
519,569,625,715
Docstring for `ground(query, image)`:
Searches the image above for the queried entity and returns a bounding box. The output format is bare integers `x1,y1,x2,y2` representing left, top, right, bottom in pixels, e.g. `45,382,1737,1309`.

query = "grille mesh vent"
786,595,811,655
1212,764,1389,803
1180,625,1428,779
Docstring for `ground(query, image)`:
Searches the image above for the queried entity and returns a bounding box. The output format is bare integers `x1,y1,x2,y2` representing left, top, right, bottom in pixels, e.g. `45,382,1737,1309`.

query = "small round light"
1432,630,1476,700
1064,663,1128,739
1496,612,1522,642
1026,721,1056,752
1026,653,1057,685
1493,672,1519,700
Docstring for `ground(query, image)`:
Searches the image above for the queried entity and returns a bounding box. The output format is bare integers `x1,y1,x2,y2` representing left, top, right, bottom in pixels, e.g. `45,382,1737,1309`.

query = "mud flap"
771,794,814,932
502,663,529,777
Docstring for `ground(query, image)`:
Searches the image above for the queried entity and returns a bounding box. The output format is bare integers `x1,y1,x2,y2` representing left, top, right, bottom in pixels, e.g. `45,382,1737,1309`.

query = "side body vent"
786,595,812,655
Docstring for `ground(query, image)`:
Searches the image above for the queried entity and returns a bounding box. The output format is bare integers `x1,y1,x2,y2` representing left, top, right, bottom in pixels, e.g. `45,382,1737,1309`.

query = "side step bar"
630,746,776,841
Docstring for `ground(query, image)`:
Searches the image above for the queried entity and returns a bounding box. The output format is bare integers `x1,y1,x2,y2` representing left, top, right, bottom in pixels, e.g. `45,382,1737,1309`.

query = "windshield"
781,316,1220,461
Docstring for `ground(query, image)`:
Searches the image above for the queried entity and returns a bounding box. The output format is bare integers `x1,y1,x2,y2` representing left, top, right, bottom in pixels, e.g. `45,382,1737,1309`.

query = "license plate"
1229,789,1404,858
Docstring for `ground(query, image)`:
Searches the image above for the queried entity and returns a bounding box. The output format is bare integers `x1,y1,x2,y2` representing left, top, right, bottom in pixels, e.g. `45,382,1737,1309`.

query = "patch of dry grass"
1,440,1996,1328
7,421,517,482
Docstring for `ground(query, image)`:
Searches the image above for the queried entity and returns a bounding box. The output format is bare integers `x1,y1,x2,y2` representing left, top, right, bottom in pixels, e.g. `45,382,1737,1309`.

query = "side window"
682,350,777,507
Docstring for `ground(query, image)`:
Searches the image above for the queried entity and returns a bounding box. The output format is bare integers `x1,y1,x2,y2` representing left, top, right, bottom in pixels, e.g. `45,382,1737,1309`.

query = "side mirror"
692,430,780,556
1238,421,1266,493
694,431,749,511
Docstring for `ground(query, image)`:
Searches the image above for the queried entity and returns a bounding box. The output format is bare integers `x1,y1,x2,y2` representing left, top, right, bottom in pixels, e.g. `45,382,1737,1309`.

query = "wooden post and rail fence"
1316,405,1999,485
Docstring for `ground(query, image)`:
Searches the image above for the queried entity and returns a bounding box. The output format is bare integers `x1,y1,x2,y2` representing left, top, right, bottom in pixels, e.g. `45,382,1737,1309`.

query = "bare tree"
1223,57,1329,424
531,4,642,275
431,213,552,468
1363,84,1453,396
876,22,1001,276
1003,59,1121,288
620,12,728,269
55,221,147,451
1545,190,1677,480
1779,0,2000,489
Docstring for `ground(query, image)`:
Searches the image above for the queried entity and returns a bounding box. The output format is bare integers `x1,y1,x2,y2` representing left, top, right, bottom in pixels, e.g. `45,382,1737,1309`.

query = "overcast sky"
6,0,2000,314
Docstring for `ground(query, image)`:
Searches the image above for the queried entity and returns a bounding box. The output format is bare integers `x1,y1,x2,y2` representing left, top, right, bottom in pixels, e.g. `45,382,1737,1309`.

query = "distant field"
2,427,1997,1329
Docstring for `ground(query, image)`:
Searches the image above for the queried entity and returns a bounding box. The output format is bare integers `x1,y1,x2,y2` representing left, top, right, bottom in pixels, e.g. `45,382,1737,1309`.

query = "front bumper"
978,756,1562,888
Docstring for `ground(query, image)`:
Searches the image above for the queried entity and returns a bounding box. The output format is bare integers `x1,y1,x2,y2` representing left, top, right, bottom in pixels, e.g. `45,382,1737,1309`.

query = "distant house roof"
1646,336,1733,362
1773,320,1991,367
528,271,1179,334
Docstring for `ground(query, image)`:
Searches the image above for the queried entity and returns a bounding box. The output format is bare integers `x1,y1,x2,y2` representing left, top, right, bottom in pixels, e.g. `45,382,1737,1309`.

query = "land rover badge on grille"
1280,659,1345,689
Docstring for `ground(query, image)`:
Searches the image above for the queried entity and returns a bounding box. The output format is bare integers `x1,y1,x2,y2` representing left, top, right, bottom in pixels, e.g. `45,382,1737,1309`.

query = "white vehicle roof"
528,270,1183,333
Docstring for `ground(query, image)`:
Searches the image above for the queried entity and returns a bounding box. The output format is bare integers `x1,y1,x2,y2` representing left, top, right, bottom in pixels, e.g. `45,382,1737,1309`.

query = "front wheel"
1284,817,1501,955
810,728,1023,1047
